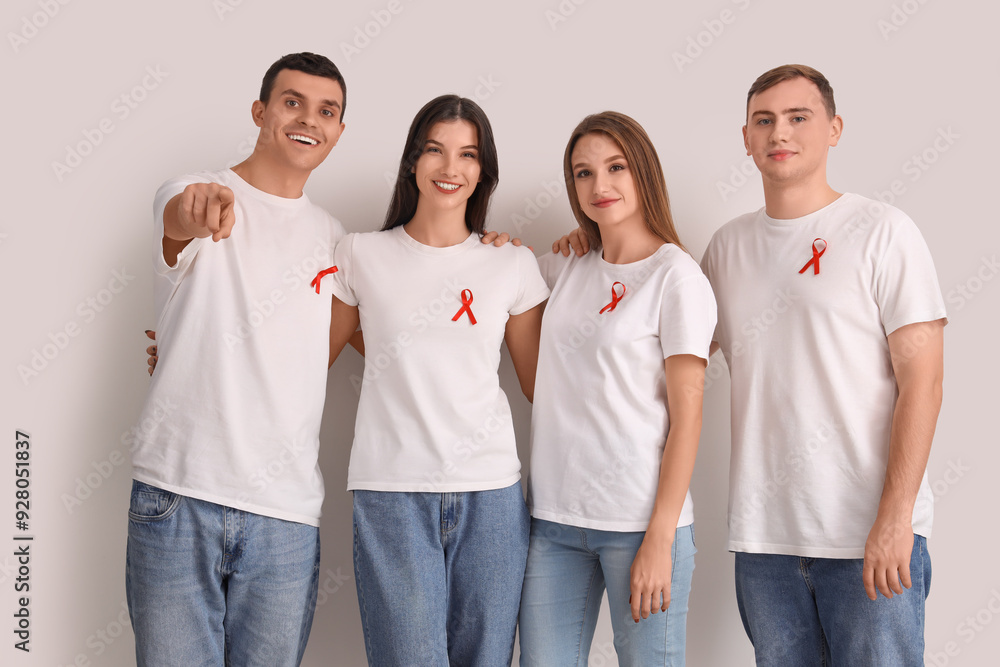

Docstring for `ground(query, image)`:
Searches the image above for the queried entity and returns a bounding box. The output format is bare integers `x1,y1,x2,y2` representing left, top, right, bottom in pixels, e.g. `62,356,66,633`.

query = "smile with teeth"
287,133,318,145
433,181,460,191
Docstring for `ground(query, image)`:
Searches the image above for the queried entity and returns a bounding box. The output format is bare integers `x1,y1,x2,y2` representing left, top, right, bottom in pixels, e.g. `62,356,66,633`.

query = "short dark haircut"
746,64,836,120
382,95,499,236
259,52,347,121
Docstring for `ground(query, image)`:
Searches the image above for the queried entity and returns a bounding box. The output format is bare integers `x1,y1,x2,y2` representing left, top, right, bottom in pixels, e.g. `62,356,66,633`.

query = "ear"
251,100,265,128
829,114,844,147
742,124,750,156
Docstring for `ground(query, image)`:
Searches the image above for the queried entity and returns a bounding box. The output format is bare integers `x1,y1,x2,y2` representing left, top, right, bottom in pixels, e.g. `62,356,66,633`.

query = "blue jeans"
735,535,931,667
125,480,320,666
352,482,530,666
518,519,696,666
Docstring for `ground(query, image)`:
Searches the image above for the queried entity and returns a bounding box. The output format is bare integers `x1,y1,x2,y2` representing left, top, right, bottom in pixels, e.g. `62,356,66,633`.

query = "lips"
768,150,795,161
591,198,619,208
433,180,460,193
287,133,319,146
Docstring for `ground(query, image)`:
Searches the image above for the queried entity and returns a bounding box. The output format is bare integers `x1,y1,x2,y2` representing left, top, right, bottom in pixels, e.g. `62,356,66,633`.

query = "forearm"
877,380,942,521
645,419,700,543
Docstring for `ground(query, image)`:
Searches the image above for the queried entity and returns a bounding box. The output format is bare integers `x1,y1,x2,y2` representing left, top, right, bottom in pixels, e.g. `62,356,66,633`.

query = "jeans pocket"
128,480,181,523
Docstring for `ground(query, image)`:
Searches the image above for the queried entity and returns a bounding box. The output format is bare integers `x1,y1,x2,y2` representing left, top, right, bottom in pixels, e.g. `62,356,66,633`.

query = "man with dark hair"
701,64,946,665
127,52,347,665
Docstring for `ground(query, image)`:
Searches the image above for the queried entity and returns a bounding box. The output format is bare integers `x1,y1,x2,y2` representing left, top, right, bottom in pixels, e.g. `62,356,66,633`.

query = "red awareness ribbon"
798,238,828,275
451,289,477,325
309,266,338,294
599,281,627,314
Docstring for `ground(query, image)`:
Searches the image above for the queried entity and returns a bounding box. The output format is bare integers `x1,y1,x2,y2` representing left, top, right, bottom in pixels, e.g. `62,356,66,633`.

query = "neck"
762,172,840,220
599,218,665,264
404,198,472,247
231,154,310,199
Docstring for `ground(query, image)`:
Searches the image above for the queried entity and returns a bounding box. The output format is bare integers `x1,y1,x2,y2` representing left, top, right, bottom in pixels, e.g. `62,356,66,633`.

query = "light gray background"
2,0,997,664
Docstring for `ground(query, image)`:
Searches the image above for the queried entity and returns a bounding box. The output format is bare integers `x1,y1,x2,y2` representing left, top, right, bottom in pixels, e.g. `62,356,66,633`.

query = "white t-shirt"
528,244,717,532
701,193,947,558
131,169,345,527
328,225,550,492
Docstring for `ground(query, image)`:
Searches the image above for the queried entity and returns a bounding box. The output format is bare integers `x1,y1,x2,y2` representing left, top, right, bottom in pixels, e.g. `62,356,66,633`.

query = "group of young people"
127,52,946,667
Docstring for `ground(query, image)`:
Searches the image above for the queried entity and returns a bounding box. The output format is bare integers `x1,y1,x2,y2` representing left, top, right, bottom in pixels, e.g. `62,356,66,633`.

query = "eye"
425,146,441,154
575,169,591,179
610,164,625,172
286,99,299,107
322,109,334,117
756,118,772,126
461,151,478,159
792,115,806,122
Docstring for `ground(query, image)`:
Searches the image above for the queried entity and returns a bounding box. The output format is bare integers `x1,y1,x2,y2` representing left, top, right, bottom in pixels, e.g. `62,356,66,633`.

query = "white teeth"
288,134,318,145
434,181,459,191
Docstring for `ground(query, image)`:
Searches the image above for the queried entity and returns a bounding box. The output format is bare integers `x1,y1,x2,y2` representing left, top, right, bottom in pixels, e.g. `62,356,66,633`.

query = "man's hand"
629,533,673,622
145,330,157,376
481,231,526,248
863,514,913,600
170,183,236,242
552,227,589,257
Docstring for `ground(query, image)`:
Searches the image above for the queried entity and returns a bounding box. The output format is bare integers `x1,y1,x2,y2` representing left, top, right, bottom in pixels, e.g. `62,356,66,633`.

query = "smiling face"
570,132,643,234
250,68,346,174
413,119,482,212
743,76,842,190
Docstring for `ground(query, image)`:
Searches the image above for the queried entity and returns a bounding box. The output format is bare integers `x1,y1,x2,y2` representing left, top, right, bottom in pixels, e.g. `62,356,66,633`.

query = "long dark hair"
382,95,499,235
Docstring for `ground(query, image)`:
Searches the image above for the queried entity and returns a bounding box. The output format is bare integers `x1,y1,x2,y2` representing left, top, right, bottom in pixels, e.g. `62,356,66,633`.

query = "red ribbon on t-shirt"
798,239,827,275
599,281,627,314
452,289,477,325
309,266,338,294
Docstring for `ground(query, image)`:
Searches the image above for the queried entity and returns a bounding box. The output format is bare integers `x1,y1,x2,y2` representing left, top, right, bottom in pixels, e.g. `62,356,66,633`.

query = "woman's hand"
145,330,157,376
629,531,673,622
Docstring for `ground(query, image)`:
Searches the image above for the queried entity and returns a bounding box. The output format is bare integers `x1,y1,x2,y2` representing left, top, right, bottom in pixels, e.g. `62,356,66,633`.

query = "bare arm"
630,354,706,622
329,296,361,369
863,319,945,600
502,302,545,403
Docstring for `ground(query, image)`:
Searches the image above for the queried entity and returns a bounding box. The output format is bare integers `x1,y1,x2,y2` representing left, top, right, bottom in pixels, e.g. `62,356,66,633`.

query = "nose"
297,104,319,128
771,117,792,142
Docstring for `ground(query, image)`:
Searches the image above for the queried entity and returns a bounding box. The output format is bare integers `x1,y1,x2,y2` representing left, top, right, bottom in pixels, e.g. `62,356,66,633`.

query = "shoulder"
705,207,763,250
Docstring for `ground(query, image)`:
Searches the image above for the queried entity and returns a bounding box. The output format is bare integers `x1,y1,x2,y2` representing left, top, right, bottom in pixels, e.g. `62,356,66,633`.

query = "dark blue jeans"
735,536,931,666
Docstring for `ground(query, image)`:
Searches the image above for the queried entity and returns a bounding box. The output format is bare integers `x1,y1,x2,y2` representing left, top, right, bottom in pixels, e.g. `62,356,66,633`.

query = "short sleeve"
153,174,211,279
534,251,572,291
510,247,551,315
875,216,948,335
698,240,722,346
327,233,359,306
659,271,718,361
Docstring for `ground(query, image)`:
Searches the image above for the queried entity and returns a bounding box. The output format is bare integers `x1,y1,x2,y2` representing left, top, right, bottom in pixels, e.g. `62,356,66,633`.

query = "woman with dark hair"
321,95,548,666
517,112,717,665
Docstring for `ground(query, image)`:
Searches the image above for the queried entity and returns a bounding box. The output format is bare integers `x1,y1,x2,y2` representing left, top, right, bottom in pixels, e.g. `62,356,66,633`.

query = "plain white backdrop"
2,0,997,664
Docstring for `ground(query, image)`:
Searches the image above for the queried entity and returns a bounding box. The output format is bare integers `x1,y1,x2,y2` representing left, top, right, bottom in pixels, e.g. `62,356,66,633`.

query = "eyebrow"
572,154,627,170
425,139,479,150
279,88,342,109
751,107,813,118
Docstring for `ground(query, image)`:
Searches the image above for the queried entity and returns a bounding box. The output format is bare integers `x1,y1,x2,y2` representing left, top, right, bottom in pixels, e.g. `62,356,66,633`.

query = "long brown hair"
382,95,499,235
563,112,685,252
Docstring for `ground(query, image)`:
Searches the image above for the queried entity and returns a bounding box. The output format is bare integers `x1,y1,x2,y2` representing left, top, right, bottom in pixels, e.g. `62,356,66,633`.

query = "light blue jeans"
735,535,931,666
352,482,530,666
125,480,320,666
518,519,696,666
